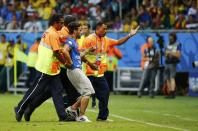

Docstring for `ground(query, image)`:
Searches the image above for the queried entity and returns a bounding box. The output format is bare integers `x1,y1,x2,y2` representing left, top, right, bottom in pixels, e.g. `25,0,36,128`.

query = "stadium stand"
0,0,197,31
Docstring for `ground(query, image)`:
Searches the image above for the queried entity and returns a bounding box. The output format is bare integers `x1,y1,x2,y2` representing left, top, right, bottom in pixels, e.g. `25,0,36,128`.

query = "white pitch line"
46,100,188,131
88,109,189,131
143,110,197,122
46,100,115,121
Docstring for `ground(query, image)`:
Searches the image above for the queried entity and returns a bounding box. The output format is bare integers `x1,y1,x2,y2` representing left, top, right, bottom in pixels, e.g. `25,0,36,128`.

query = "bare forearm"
171,52,181,58
81,55,97,70
117,26,140,45
117,34,132,45
63,50,73,66
166,51,181,58
54,49,72,68
81,55,89,64
79,49,89,57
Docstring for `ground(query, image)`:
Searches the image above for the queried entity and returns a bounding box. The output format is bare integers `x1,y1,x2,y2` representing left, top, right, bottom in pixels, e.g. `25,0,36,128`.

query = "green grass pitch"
0,94,198,131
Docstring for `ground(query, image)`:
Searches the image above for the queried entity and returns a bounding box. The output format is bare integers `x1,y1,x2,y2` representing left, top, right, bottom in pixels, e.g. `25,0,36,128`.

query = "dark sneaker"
24,107,33,122
137,91,142,98
65,106,77,121
14,107,23,122
149,92,155,99
96,118,107,121
165,95,175,99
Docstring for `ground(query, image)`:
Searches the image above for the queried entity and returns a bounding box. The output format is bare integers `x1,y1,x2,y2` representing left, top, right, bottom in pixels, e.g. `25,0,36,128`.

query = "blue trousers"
15,71,67,120
88,76,110,120
23,68,80,120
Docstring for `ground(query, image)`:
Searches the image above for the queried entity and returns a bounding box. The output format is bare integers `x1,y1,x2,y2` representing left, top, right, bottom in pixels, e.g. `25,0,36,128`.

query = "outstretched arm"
117,26,140,46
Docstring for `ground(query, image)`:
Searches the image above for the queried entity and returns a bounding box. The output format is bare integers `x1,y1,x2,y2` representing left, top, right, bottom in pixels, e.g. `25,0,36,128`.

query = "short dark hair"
94,21,105,30
1,34,6,38
36,37,41,41
67,21,81,34
169,32,177,42
48,14,63,26
16,35,21,39
146,36,152,42
64,15,77,26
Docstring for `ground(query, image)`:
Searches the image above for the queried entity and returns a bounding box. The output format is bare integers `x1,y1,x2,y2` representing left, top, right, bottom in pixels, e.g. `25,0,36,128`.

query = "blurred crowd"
0,0,198,32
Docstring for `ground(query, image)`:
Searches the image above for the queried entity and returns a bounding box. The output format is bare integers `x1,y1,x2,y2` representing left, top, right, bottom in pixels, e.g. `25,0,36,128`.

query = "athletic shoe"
14,107,23,122
24,107,33,122
137,91,142,98
96,118,107,121
97,118,113,122
65,106,78,120
149,92,155,99
76,115,91,122
165,91,176,99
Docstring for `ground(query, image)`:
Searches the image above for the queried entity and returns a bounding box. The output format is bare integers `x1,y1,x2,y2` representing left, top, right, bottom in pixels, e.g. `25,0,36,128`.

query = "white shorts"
67,68,95,96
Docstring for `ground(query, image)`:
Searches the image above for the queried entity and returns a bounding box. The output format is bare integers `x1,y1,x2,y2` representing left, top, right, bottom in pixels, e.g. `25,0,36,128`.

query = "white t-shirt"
188,7,197,16
23,21,43,32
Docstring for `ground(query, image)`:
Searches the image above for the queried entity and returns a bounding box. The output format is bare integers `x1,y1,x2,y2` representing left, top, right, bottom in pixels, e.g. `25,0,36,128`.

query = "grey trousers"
138,68,157,95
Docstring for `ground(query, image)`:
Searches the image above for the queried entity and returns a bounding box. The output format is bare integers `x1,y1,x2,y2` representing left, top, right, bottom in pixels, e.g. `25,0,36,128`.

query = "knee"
82,95,90,100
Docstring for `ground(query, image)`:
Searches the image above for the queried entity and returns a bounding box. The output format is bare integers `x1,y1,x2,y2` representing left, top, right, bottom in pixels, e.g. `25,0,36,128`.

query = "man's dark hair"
64,15,77,26
1,34,6,38
48,14,63,26
94,21,105,30
16,35,21,39
36,37,41,41
67,21,81,34
146,36,152,42
169,32,177,42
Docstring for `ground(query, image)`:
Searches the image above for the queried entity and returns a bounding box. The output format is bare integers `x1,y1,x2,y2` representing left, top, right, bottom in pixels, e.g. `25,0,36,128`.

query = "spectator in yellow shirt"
0,34,9,71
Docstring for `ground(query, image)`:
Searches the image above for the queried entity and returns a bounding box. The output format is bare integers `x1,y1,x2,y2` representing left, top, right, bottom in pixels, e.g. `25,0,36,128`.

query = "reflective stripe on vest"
35,42,60,75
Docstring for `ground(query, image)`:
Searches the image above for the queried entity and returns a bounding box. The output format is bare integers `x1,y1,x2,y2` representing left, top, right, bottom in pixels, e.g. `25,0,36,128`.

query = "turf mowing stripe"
88,109,189,131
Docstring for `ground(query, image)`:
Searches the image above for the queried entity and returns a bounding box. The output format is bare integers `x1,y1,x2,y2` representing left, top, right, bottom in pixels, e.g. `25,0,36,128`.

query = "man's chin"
77,35,81,39
101,34,106,37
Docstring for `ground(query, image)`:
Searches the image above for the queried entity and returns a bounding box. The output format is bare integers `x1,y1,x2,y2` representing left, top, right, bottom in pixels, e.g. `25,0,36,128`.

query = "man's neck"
85,33,89,37
95,32,102,39
51,26,58,32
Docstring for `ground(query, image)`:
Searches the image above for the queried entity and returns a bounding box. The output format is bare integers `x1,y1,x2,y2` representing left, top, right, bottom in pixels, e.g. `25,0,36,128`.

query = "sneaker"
76,115,91,122
137,91,142,98
14,107,23,122
149,92,155,99
96,118,107,121
97,118,113,122
24,107,33,122
65,106,78,120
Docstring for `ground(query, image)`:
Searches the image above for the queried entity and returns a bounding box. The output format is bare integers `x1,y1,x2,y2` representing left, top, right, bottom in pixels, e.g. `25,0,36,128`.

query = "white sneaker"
76,115,91,122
